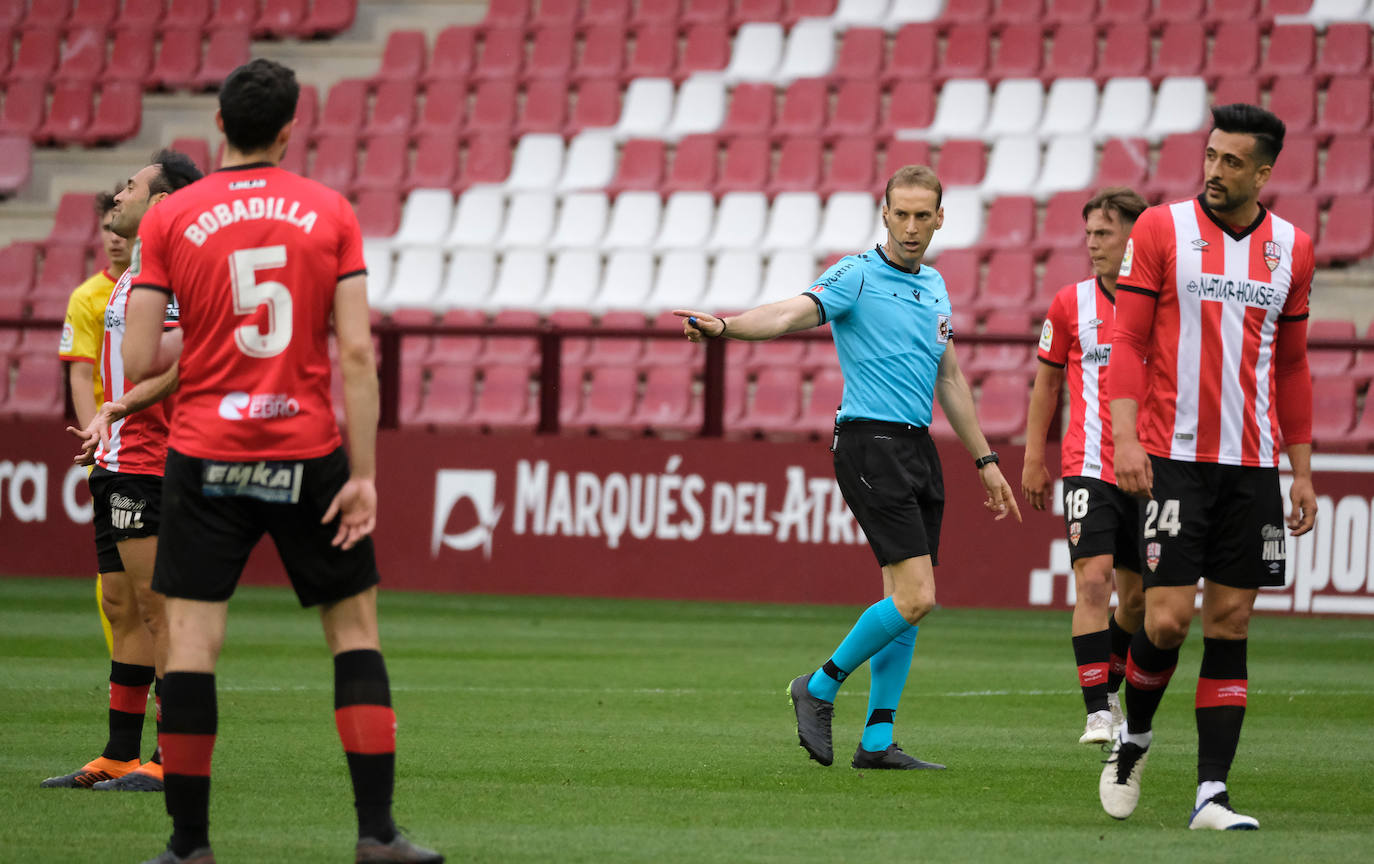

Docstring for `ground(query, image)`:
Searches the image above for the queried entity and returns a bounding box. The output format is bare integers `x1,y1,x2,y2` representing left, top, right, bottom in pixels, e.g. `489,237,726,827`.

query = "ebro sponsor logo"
218,391,301,421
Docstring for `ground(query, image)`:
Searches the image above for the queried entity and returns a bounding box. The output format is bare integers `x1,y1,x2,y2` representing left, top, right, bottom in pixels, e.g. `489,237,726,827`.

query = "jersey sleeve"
804,256,865,324
130,205,172,295
59,284,103,363
1116,206,1170,297
336,193,367,280
1281,230,1315,321
1037,290,1071,367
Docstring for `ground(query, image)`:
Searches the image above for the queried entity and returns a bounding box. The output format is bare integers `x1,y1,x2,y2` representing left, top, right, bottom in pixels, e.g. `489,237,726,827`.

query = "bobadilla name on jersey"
181,197,319,246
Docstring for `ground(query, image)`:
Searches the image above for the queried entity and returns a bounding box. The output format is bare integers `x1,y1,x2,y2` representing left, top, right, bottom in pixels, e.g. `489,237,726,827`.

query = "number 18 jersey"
131,163,368,461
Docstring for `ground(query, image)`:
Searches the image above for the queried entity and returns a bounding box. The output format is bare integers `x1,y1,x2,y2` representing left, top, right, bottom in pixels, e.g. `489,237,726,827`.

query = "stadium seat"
632,364,699,436
769,137,823,196
315,78,368,139
407,132,460,191
926,79,990,141
977,372,1031,442
1146,77,1207,140
679,22,730,81
0,134,32,196
925,187,983,256
409,363,473,430
608,138,666,196
574,24,624,82
474,26,525,82
381,248,445,311
1035,189,1091,254
777,20,835,83
256,0,307,39
1097,23,1149,82
735,366,803,437
990,24,1043,81
797,367,844,437
194,27,251,90
774,79,827,141
985,78,1044,139
816,191,880,253
207,0,257,32
46,193,98,246
941,24,991,82
632,0,682,28
369,81,417,138
597,250,654,309
103,27,156,87
745,337,807,375
467,364,536,431
1310,375,1357,445
877,139,933,188
1044,22,1096,82
655,191,716,251
497,191,557,249
758,248,818,302
681,0,730,25
549,192,609,249
36,83,93,146
1092,77,1152,139
0,242,36,297
300,0,356,37
976,253,1035,316
354,134,408,193
463,78,517,142
1036,247,1085,307
931,247,979,310
443,186,503,249
542,249,602,309
1206,22,1261,81
833,27,884,82
360,240,393,306
34,243,87,299
1264,133,1318,201
717,83,775,141
558,132,616,192
526,25,574,82
723,22,783,83
505,133,564,192
1093,137,1149,190
624,24,676,81
516,78,570,137
641,310,701,368
374,31,426,84
582,309,646,367
937,139,987,187
978,196,1035,252
734,0,783,25
881,0,942,28
993,0,1045,25
645,249,706,309
1153,0,1205,23
615,77,674,140
1148,132,1206,201
1154,22,1206,81
483,0,531,27
662,133,718,194
1315,21,1370,79
163,0,211,30
820,137,876,198
1267,76,1317,133
716,136,771,195
10,355,63,419
548,308,594,367
7,28,58,83
884,22,936,84
1097,0,1149,25
1210,76,1260,106
52,28,106,86
666,75,726,141
1035,135,1095,199
487,252,549,310
828,79,880,142
565,365,640,435
707,192,768,251
1271,192,1320,240
424,26,476,87
81,0,123,30
1318,133,1372,199
431,250,495,310
1307,319,1357,376
583,0,630,27
1263,23,1315,84
566,78,621,135
83,82,143,145
1039,78,1097,138
602,191,663,250
309,134,358,195
352,190,401,238
1318,195,1374,264
1318,76,1372,137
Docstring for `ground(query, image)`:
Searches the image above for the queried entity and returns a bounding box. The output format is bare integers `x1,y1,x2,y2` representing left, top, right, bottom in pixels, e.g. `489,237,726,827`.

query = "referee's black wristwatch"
974,451,1000,470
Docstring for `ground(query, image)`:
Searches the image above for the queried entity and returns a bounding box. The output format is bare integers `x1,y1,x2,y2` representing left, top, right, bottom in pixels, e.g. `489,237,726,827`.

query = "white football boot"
1079,709,1115,744
1099,733,1150,819
1189,792,1259,830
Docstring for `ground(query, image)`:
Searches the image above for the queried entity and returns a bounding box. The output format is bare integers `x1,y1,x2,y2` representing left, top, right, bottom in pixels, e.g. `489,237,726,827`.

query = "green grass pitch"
1,575,1372,863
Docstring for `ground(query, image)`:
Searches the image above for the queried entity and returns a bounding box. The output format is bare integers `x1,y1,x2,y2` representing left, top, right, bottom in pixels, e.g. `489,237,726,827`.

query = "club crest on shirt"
937,313,951,345
1263,240,1281,272
1068,521,1082,546
1146,541,1161,572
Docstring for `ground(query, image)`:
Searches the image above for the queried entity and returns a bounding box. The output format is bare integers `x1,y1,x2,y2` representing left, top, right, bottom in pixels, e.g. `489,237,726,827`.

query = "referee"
677,165,1020,770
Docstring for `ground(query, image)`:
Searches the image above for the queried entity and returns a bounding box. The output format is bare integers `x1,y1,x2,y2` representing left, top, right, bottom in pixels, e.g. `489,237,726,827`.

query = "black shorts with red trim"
1138,455,1286,590
89,466,162,572
153,447,380,607
1061,475,1142,572
832,420,944,567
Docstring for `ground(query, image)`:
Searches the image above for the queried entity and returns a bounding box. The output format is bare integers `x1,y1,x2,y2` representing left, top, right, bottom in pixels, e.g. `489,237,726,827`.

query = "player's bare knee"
1145,614,1189,648
893,588,935,623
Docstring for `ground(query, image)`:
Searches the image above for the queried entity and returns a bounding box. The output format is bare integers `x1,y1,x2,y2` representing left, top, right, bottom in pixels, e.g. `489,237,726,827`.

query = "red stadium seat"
769,136,823,196
53,28,107,86
582,0,631,28
526,24,575,81
879,80,936,140
1154,22,1207,81
149,28,202,91
632,0,681,29
0,134,32,196
424,26,477,87
194,27,250,90
10,355,63,420
165,0,210,29
473,26,525,82
406,131,461,191
547,309,593,364
681,0,729,26
774,79,827,142
299,0,357,37
170,136,211,174
413,364,475,429
1262,133,1316,201
782,0,835,25
878,139,933,186
566,365,640,434
0,243,36,302
208,0,258,32
821,136,876,197
367,81,417,138
104,27,156,87
662,133,717,194
352,189,401,237
1265,76,1316,133
483,0,531,28
1210,75,1260,106
1310,375,1357,445
1318,195,1374,265
741,367,806,437
994,0,1044,25
1350,321,1374,388
941,24,991,80
574,24,625,81
885,23,936,84
940,0,992,24
608,138,666,195
46,193,98,246
535,0,580,28
1037,248,1084,308
256,0,306,38
456,133,512,191
719,82,774,140
633,365,699,436
354,134,408,193
977,372,1031,443
1317,134,1372,199
375,30,426,83
582,310,645,367
483,309,541,366
294,83,318,135
990,24,1043,81
624,24,676,81
83,82,143,145
1036,190,1091,255
745,339,806,374
1098,23,1149,81
1270,193,1318,239
1148,132,1206,202
1045,0,1097,25
413,84,465,137
429,309,486,366
315,78,368,139
34,243,89,298
833,27,884,83
1307,320,1356,377
716,135,770,195
19,0,70,32
932,248,979,310
515,77,569,136
976,253,1034,316
8,29,58,82
464,79,519,141
309,134,358,195
937,139,986,187
796,367,843,437
978,196,1035,253
1263,23,1314,84
1153,0,1204,24
678,22,729,80
1098,0,1149,25
1204,22,1259,81
642,311,700,368
1206,0,1259,24
1044,22,1096,81
828,79,879,141
1318,77,1371,138
0,80,46,138
77,0,120,29
36,82,92,145
1315,22,1370,80
564,77,618,135
733,0,781,26
1340,388,1374,450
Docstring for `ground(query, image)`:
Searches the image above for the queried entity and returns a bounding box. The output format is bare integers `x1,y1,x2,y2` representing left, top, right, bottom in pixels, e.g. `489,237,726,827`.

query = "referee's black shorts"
832,420,944,567
154,447,380,607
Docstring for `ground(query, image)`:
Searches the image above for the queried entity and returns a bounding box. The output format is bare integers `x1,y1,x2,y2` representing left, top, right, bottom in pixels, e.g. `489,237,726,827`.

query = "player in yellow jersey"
44,188,160,789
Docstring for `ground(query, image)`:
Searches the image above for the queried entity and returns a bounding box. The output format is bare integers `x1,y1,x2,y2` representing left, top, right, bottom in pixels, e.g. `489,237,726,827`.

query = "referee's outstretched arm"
673,296,821,342
935,344,1022,523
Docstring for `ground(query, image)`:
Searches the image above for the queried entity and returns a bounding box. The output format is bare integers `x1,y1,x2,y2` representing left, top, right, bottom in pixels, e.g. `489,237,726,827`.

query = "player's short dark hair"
1082,186,1148,226
148,148,204,196
885,165,942,209
219,59,300,153
94,185,117,218
1210,103,1286,166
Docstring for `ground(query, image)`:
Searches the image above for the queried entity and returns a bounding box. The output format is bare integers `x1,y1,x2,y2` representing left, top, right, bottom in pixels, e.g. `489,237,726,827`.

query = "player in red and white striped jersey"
1023,188,1148,747
1099,104,1318,831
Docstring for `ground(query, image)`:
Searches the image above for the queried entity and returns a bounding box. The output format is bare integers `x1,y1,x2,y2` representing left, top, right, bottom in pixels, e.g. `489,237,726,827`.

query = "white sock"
1196,780,1226,810
1120,727,1152,749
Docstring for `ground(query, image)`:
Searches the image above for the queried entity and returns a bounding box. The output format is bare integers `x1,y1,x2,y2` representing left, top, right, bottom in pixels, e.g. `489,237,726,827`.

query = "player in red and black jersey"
120,60,441,864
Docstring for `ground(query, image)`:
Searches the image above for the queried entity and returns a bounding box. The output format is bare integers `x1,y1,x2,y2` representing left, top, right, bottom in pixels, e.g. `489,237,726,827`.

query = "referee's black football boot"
788,673,834,766
852,742,946,770
140,845,215,864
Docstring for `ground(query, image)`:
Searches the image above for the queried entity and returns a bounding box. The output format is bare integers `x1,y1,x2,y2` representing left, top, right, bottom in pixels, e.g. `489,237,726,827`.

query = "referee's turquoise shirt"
803,245,953,428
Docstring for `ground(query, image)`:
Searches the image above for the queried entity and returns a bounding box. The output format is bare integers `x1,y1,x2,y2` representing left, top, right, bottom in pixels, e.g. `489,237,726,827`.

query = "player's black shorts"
154,447,380,607
1139,455,1286,590
832,420,944,567
89,466,162,572
1061,476,1142,572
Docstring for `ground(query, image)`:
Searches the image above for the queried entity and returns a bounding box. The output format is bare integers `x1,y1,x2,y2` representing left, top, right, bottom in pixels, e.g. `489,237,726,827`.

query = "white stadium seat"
646,250,709,310
923,79,990,141
758,250,818,305
707,192,769,251
655,191,716,251
505,134,565,191
542,250,603,310
1034,135,1096,200
436,250,497,310
777,21,835,84
882,0,942,29
362,240,394,307
383,248,445,311
981,135,1041,199
984,79,1045,140
487,250,550,309
391,188,453,248
761,192,822,252
1287,0,1369,28
724,24,784,84
701,251,763,310
816,192,880,253
602,191,663,250
1039,78,1098,138
924,188,983,257
597,250,656,310
835,0,891,28
497,191,557,249
666,76,727,141
615,78,676,139
1092,77,1153,140
558,132,617,192
444,186,505,249
549,192,610,249
1147,77,1209,141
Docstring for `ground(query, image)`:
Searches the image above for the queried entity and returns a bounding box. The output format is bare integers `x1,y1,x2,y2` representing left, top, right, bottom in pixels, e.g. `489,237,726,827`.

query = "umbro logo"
1191,238,1209,249
1088,318,1103,327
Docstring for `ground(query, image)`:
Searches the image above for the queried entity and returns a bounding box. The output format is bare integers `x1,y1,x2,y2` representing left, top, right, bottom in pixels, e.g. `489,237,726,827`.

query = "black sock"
161,672,217,856
1072,629,1111,713
1196,637,1247,784
1123,629,1179,735
102,662,154,761
334,650,396,843
1107,614,1133,693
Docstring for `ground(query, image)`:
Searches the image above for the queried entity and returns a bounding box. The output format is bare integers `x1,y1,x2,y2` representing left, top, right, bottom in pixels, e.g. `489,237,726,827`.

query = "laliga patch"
937,313,952,345
1068,521,1081,546
1145,541,1161,572
128,238,142,278
59,322,74,353
203,460,305,504
1263,240,1281,272
1039,319,1054,352
1119,238,1133,278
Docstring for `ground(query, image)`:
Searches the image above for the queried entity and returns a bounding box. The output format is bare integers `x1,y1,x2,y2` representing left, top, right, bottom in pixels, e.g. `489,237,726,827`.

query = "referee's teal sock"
861,626,918,752
807,597,913,702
